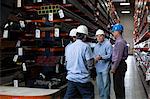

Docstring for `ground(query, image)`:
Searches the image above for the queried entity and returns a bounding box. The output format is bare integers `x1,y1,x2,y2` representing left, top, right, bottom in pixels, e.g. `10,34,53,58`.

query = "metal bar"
88,0,110,26
25,19,73,23
67,0,95,21
97,0,114,24
0,67,21,72
101,0,108,12
62,2,111,34
97,0,109,17
61,6,97,30
97,13,109,26
101,0,114,24
82,0,108,27
68,0,109,32
60,22,76,33
97,20,108,31
81,0,95,11
64,0,111,33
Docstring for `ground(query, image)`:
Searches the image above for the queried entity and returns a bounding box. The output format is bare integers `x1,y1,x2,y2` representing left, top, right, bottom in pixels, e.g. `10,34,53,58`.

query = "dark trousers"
113,61,127,99
64,80,94,99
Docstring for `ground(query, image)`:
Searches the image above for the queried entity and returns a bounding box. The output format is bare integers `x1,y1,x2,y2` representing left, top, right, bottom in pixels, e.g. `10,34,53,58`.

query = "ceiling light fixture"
121,11,130,14
120,3,130,6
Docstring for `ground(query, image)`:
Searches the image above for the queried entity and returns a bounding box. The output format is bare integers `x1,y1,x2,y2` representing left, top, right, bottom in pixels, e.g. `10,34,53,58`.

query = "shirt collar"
76,39,82,42
98,39,106,45
116,36,123,41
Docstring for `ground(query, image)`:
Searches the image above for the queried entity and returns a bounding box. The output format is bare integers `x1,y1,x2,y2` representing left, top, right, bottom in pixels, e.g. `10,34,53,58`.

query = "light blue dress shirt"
94,39,112,72
65,39,93,83
65,42,72,57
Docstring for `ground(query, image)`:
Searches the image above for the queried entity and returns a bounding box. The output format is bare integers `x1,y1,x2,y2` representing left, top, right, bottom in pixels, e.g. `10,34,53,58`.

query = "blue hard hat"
112,24,124,32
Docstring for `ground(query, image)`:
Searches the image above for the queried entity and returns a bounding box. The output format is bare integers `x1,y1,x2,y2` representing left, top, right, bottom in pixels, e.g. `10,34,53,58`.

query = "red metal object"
0,95,51,99
134,47,150,52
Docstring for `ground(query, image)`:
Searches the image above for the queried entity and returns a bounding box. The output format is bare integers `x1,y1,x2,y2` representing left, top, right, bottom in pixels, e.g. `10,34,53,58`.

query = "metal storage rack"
1,0,116,88
133,0,150,97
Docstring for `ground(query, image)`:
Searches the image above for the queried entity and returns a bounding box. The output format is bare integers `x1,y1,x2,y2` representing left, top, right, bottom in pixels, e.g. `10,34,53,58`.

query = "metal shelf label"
13,80,18,87
16,40,21,47
63,0,66,4
37,0,42,3
54,28,60,37
18,48,23,56
3,30,8,38
19,21,25,28
58,9,65,18
35,29,41,38
4,23,9,28
13,55,18,62
56,64,59,73
48,13,53,21
22,63,27,71
17,0,21,7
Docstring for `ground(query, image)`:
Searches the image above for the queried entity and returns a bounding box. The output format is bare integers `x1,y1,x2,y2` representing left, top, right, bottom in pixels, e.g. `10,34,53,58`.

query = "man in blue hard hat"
111,24,128,99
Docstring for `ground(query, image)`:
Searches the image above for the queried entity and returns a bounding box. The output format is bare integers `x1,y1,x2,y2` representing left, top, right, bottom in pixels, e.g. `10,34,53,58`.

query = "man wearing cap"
65,28,77,57
111,24,128,99
67,28,77,45
64,25,95,99
94,29,112,99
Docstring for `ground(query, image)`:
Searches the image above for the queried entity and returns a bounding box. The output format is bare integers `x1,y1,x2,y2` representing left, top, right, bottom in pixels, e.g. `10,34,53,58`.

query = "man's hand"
110,69,116,74
95,55,102,61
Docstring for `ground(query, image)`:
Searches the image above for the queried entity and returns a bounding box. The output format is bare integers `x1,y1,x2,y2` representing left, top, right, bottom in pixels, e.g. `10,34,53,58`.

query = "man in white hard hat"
65,28,77,56
64,25,95,99
69,28,77,42
94,29,112,99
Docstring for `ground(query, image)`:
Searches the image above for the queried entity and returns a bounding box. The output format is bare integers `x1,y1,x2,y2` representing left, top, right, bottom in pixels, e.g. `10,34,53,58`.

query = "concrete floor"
94,56,147,99
0,56,147,99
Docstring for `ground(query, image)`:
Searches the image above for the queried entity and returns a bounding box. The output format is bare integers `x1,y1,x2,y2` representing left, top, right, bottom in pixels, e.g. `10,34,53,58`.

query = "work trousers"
113,60,127,99
64,80,94,99
96,70,110,99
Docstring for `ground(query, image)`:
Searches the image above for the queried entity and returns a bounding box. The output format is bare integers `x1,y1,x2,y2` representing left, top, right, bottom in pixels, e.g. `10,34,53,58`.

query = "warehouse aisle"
124,55,147,99
95,55,147,99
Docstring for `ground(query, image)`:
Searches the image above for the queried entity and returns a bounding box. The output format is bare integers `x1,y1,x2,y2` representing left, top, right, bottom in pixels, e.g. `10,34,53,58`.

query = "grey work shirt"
112,36,128,71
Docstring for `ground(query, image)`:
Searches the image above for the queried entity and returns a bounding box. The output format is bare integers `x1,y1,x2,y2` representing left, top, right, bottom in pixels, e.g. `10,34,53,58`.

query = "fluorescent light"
112,0,126,2
121,11,130,14
120,3,130,6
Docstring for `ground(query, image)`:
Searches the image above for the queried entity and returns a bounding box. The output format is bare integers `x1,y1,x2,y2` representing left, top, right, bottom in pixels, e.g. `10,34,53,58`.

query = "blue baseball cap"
112,24,124,32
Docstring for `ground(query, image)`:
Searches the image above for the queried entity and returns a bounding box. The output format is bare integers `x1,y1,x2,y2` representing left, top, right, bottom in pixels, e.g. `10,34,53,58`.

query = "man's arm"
101,43,113,60
85,46,96,79
111,42,125,73
85,46,94,69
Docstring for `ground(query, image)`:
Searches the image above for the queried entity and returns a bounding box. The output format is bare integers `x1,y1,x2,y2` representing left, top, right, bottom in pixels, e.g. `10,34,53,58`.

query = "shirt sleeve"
111,41,125,71
85,46,94,70
93,46,97,59
64,46,68,67
101,43,113,60
85,46,94,61
65,46,68,60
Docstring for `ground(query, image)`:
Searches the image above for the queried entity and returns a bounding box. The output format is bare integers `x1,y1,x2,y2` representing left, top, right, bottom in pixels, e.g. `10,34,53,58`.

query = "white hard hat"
76,25,88,35
95,29,105,36
69,28,77,36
